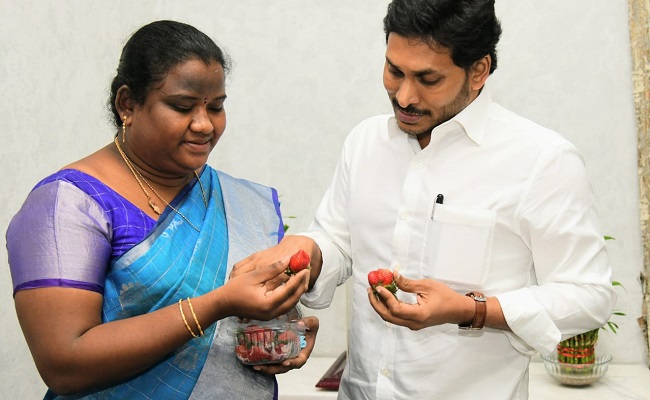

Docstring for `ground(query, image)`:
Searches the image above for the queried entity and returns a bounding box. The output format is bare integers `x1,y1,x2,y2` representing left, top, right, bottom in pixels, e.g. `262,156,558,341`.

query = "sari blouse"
8,169,157,294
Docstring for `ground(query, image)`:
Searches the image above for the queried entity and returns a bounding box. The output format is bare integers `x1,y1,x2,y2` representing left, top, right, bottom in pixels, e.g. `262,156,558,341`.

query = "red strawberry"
286,250,311,275
247,346,272,363
235,345,249,360
367,270,380,286
378,269,394,285
278,330,297,343
368,268,398,297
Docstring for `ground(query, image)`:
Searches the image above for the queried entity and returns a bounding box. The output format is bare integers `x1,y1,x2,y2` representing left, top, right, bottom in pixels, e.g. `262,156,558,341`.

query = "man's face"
383,33,477,147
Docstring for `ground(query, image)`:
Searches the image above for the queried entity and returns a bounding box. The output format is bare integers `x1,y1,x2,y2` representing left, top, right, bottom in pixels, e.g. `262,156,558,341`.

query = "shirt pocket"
420,204,496,289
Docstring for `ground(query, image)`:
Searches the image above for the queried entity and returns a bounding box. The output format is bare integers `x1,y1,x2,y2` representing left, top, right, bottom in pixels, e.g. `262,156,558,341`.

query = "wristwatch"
458,291,487,330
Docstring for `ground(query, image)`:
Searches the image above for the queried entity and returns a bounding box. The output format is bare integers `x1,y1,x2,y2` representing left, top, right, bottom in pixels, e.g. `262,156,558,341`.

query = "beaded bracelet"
179,298,200,338
186,297,205,337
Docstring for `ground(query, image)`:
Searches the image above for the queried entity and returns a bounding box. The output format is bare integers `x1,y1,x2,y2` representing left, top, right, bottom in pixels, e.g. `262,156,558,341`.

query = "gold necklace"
114,137,207,232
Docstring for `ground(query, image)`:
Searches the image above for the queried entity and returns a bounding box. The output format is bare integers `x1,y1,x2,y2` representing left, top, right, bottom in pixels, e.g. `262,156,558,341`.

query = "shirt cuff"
298,232,347,310
496,288,561,355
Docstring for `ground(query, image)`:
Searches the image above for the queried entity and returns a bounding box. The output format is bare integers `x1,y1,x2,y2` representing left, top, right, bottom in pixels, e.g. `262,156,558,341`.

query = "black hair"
383,0,502,73
108,20,230,128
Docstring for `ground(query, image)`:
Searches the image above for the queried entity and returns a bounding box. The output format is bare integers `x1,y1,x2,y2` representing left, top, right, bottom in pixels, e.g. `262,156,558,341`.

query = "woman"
6,20,318,399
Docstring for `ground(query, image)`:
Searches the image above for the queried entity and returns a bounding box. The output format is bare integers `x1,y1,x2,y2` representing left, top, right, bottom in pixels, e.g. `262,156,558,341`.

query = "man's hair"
383,0,502,74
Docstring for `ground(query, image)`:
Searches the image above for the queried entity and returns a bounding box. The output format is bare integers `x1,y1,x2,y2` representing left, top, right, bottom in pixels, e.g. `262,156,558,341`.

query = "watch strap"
458,291,486,330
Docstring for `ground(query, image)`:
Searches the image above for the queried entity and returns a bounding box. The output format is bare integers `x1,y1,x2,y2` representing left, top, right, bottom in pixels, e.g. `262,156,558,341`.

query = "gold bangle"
179,298,199,338
186,297,204,337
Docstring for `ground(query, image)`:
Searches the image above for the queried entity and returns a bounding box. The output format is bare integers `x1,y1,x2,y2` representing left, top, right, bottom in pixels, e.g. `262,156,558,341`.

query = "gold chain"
114,137,207,232
196,172,208,208
114,137,162,215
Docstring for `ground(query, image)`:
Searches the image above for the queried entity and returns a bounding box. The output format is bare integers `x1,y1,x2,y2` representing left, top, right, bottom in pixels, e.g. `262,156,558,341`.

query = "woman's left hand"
252,316,320,374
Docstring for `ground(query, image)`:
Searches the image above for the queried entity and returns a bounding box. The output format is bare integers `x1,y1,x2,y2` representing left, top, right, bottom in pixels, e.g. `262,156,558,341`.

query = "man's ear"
115,85,135,123
469,55,491,91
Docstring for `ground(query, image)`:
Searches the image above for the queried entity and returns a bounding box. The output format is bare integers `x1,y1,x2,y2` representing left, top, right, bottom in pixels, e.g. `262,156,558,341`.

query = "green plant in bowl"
542,351,613,386
543,236,624,385
556,279,624,365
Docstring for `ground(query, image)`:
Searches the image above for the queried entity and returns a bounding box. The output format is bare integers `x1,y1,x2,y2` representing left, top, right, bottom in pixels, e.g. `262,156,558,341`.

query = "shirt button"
415,163,423,170
385,321,392,328
400,211,409,220
381,368,390,377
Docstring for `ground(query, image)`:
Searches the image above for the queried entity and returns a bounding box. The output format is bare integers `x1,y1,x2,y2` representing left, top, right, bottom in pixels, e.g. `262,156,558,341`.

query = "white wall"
0,1,644,397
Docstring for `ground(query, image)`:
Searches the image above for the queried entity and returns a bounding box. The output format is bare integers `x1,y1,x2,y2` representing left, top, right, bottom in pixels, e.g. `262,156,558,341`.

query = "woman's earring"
122,116,127,143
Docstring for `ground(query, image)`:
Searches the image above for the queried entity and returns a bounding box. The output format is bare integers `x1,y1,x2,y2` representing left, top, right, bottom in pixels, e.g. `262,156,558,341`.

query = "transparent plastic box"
233,320,307,365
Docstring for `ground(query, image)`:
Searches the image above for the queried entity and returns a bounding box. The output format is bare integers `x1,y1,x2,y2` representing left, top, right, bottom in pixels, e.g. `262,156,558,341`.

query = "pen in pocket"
430,193,444,219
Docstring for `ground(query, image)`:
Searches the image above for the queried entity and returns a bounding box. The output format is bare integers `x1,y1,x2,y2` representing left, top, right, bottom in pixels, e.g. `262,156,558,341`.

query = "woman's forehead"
157,59,225,94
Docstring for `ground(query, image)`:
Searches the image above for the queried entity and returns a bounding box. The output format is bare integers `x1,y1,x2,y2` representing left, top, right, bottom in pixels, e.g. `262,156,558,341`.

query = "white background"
0,1,645,397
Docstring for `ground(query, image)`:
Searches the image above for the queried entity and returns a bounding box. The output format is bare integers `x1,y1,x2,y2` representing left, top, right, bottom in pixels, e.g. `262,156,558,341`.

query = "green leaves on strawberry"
367,268,397,297
286,249,311,276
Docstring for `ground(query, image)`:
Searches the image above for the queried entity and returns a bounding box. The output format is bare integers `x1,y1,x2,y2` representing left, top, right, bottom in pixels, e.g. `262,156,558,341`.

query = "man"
236,0,615,398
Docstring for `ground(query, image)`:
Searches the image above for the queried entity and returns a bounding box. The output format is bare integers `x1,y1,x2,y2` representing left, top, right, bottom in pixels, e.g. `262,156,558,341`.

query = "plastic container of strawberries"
233,320,307,365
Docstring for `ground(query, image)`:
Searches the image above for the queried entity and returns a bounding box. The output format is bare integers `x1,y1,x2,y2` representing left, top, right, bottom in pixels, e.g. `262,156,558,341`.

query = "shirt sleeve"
300,136,355,310
497,142,616,355
7,180,113,295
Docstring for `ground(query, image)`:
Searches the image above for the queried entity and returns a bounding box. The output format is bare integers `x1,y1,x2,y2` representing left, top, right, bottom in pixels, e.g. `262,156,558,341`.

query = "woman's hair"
383,0,502,74
108,20,230,128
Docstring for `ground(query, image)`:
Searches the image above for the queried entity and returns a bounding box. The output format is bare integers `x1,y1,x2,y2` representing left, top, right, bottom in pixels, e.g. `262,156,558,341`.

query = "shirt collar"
433,87,491,146
387,85,493,148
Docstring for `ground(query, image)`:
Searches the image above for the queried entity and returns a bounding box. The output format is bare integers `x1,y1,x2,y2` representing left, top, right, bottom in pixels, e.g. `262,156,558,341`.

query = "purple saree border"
272,188,284,243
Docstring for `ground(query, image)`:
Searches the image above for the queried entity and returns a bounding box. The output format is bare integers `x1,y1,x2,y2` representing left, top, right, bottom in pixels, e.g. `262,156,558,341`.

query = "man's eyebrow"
385,56,441,78
385,57,400,70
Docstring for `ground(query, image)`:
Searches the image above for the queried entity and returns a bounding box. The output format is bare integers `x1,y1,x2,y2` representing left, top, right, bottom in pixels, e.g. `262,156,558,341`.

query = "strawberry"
378,269,394,285
235,345,249,360
274,343,291,359
278,330,297,343
286,249,311,275
368,268,398,297
247,346,272,363
367,270,380,286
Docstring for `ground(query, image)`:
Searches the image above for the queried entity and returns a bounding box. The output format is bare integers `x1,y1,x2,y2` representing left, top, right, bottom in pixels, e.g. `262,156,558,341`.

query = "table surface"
276,357,650,400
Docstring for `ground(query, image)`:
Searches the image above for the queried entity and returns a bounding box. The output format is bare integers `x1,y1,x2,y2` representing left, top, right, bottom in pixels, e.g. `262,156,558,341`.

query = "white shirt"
300,90,615,400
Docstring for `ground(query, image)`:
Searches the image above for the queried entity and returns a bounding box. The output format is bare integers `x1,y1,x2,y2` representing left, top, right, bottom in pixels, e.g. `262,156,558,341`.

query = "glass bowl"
233,321,307,365
541,350,612,386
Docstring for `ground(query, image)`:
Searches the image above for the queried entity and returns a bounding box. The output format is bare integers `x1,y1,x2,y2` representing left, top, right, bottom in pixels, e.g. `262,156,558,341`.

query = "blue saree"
43,167,283,399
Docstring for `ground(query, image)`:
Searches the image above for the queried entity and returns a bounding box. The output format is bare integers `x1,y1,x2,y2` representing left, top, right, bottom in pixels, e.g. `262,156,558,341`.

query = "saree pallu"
53,167,283,399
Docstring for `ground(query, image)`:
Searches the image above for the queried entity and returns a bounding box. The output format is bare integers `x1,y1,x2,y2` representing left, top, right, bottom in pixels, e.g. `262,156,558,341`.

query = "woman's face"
128,59,227,176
